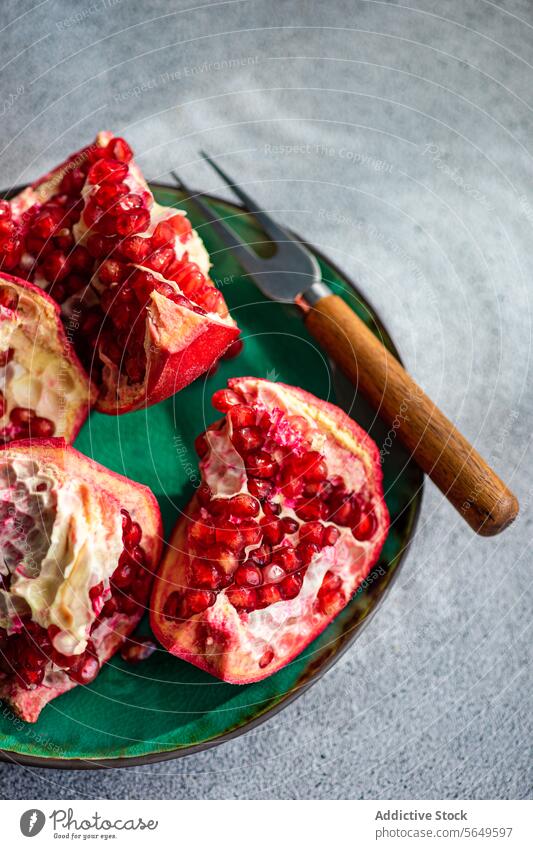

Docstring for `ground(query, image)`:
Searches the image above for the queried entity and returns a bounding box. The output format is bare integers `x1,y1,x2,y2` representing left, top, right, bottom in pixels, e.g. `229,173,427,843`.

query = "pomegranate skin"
151,378,390,684
7,131,240,415
0,438,162,722
0,273,94,443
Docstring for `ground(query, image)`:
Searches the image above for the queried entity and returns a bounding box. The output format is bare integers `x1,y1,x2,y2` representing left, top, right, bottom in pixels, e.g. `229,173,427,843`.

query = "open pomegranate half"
0,438,162,722
0,131,239,413
0,273,92,445
151,378,389,683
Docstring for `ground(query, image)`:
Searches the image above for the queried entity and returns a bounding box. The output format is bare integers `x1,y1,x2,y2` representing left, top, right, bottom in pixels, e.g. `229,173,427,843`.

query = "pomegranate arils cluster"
166,385,378,620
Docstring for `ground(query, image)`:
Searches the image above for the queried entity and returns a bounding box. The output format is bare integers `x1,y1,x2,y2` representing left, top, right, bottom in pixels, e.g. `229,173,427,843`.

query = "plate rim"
0,184,423,770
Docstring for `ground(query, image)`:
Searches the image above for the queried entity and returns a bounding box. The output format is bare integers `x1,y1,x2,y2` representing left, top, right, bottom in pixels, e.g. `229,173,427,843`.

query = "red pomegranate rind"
151,378,389,684
0,438,162,722
0,273,93,444
2,132,239,414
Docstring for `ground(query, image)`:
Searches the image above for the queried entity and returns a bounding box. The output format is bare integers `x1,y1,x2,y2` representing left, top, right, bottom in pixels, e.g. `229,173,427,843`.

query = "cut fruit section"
0,438,162,722
151,377,389,683
1,132,239,413
0,273,92,444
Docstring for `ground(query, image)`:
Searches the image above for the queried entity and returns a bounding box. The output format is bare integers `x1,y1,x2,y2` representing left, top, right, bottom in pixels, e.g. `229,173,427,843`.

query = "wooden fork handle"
304,294,518,536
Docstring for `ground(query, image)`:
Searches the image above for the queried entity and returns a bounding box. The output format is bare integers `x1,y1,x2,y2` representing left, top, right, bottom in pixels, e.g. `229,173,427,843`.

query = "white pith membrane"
0,452,123,660
8,131,237,410
0,281,90,441
180,379,385,671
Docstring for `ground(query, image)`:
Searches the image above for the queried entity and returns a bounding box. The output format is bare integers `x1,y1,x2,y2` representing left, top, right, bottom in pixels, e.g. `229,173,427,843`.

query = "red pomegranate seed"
60,167,86,196
32,209,61,239
119,234,151,263
28,417,55,437
42,250,70,281
197,483,212,506
352,510,377,541
107,137,133,163
234,563,262,587
10,407,34,426
69,652,100,685
189,519,215,548
322,525,340,546
320,571,342,595
228,493,260,518
239,519,262,546
212,388,243,412
296,541,319,566
258,584,282,607
167,213,192,243
0,347,14,367
298,450,328,482
88,158,129,185
190,559,223,590
222,339,244,360
86,234,112,258
227,404,256,429
151,220,176,248
206,544,239,578
115,208,150,236
273,546,300,572
214,525,244,552
260,516,283,545
262,563,285,584
259,648,274,668
124,521,142,548
300,522,324,545
280,572,303,600
226,585,256,612
102,596,119,618
294,498,326,521
247,479,272,501
144,246,174,275
99,259,126,285
246,451,277,479
94,181,129,209
182,588,216,617
249,544,271,565
280,517,299,534
232,426,263,454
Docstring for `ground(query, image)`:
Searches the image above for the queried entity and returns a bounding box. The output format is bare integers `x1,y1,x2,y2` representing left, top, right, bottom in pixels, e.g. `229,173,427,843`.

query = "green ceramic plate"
0,186,423,768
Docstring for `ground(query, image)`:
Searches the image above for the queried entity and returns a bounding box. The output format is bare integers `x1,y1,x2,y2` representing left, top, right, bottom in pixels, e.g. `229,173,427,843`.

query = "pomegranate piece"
0,274,92,445
3,131,240,414
151,377,389,684
0,438,162,722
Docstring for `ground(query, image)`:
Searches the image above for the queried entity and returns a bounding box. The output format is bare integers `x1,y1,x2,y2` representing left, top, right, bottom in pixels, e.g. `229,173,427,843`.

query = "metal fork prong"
170,170,264,273
199,150,307,249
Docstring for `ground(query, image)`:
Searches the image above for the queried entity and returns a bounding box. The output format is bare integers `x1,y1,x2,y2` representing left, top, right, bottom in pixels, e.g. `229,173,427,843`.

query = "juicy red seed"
19,666,45,689
183,589,216,616
212,388,243,412
300,522,324,545
260,516,283,545
189,519,215,548
167,213,193,243
320,571,342,595
352,510,377,541
0,200,12,221
280,517,299,534
70,245,93,273
273,546,300,573
115,208,150,236
42,250,70,281
280,572,303,600
205,544,239,577
247,479,273,501
197,483,212,506
214,526,244,552
222,339,244,360
94,181,129,209
262,563,285,584
124,521,142,548
69,653,100,685
246,451,277,479
323,526,340,546
239,519,262,546
151,220,176,248
194,433,209,458
228,493,260,518
190,559,223,590
99,259,126,285
107,137,133,163
232,426,263,454
228,405,256,428
258,584,282,607
318,589,344,616
60,167,86,196
250,544,272,566
296,541,319,566
294,498,326,521
119,234,151,263
299,451,328,482
144,246,175,274
87,234,114,258
28,417,55,437
0,347,14,367
226,585,256,612
10,407,34,426
112,554,135,588
234,563,262,587
88,158,129,185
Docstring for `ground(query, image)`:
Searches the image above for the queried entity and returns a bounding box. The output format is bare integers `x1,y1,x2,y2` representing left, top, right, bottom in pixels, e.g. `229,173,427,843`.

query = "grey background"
1,0,531,799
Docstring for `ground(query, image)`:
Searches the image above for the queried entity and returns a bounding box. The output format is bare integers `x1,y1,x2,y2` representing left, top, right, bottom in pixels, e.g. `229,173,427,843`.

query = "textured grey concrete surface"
0,0,531,800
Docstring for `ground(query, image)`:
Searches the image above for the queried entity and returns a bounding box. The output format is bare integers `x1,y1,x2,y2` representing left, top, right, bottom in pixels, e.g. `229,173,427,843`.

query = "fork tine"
170,169,264,274
199,150,306,248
